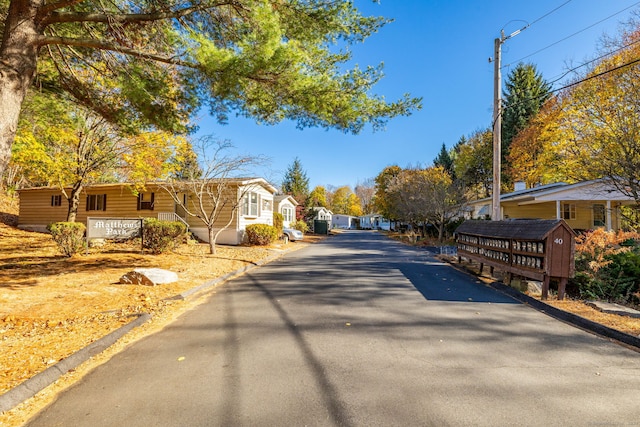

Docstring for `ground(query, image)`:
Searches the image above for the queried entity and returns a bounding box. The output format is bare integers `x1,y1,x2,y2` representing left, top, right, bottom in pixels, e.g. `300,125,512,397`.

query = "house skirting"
189,227,244,245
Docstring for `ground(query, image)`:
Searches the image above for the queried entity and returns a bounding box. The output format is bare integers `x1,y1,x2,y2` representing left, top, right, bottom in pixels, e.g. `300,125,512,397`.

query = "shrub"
48,222,86,257
273,212,284,235
143,218,187,254
570,229,640,303
292,219,309,233
245,224,279,246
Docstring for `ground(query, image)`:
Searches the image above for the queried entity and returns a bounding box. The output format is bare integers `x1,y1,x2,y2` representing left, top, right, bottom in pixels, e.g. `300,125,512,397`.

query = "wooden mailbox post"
455,219,576,300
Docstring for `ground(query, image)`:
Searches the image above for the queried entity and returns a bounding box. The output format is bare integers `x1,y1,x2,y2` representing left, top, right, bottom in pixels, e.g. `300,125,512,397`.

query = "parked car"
282,228,304,243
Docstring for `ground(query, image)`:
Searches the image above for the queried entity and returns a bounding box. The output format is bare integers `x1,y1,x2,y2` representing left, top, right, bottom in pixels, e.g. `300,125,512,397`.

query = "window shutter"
86,196,90,211
103,194,107,211
137,193,141,210
150,193,155,210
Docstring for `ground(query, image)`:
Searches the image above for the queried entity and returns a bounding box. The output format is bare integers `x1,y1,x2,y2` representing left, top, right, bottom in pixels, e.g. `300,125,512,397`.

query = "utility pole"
491,24,528,221
492,33,503,221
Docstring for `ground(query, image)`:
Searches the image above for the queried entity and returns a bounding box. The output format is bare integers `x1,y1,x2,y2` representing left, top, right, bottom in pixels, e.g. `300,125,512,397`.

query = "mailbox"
455,219,576,300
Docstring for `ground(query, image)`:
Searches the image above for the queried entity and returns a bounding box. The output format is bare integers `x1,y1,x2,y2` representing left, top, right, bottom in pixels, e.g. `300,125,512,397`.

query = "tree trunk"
0,0,43,177
66,182,83,222
208,227,216,255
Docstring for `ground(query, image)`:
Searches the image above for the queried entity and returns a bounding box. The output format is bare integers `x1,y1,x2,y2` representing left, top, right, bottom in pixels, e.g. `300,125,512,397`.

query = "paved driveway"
28,231,640,426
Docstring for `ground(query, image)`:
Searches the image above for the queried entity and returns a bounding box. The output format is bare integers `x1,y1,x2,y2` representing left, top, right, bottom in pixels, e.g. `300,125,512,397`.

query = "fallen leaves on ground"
0,207,323,426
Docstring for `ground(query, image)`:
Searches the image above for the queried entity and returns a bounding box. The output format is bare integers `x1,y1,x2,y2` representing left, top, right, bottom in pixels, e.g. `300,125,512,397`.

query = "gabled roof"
274,195,299,206
311,206,333,214
456,219,576,240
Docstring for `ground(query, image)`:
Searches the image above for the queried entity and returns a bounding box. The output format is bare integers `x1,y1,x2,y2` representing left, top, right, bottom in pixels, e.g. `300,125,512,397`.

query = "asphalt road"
27,231,640,426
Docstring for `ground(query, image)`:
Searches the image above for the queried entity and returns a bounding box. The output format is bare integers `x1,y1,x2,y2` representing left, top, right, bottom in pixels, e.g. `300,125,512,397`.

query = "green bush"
273,212,284,235
143,218,187,254
292,219,309,233
571,246,640,304
245,224,279,246
48,222,86,257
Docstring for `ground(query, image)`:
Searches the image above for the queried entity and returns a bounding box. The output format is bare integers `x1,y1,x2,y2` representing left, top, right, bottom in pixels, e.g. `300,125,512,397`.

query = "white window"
242,192,259,216
561,203,576,220
282,206,294,223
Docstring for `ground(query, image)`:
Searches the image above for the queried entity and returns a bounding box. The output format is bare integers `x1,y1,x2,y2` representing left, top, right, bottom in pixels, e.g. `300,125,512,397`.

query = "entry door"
593,204,606,227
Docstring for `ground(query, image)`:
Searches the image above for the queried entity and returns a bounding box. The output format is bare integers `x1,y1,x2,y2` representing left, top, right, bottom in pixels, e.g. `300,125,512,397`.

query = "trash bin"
314,220,329,235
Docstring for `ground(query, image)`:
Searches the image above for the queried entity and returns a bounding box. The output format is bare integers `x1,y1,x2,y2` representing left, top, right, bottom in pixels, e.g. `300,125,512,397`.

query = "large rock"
119,268,178,286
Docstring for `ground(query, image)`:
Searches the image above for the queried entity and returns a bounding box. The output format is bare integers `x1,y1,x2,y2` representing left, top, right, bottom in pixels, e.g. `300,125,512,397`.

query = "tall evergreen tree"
282,157,309,204
502,63,552,152
501,63,551,188
433,142,455,179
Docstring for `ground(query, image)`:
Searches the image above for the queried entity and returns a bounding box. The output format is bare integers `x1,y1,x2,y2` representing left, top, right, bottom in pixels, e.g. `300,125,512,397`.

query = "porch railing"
157,212,189,230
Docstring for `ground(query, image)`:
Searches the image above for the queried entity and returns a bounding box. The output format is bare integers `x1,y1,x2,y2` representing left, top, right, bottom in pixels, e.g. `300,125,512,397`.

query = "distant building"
332,214,358,229
274,195,299,228
360,214,391,231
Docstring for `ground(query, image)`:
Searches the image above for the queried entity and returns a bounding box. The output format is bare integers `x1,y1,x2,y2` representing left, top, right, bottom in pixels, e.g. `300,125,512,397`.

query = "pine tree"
282,158,310,204
433,142,455,179
502,63,552,153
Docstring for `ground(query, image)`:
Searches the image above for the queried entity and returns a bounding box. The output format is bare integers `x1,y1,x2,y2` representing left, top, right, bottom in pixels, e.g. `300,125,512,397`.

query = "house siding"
502,200,623,231
18,188,68,228
18,179,277,245
18,185,174,231
238,185,274,232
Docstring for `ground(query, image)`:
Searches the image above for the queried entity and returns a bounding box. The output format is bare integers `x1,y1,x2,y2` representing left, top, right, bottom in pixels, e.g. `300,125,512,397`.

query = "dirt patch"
0,198,325,425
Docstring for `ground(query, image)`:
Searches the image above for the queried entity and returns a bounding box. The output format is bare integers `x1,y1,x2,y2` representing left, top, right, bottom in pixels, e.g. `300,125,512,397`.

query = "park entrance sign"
86,217,144,252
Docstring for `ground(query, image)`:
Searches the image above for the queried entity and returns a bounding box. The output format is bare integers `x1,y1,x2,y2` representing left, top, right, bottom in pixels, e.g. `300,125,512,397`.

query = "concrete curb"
0,313,151,413
170,251,283,300
0,249,286,413
486,280,640,351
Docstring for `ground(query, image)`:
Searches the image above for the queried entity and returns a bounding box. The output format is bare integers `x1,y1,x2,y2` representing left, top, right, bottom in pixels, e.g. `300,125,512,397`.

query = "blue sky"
196,0,640,190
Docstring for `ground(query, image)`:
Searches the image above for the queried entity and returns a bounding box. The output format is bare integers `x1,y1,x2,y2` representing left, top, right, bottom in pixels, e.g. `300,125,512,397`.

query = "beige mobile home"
18,178,278,245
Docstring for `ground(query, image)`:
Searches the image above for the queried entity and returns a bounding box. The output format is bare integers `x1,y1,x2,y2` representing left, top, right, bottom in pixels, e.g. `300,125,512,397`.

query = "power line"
529,0,573,26
499,54,640,119
552,55,640,93
546,37,640,88
503,1,640,68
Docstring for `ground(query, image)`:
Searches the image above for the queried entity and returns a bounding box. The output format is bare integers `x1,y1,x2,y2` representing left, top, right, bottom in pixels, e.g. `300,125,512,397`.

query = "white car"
282,228,304,243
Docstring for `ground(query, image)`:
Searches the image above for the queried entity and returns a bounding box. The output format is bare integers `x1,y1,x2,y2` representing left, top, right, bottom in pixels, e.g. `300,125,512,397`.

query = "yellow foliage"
575,229,640,273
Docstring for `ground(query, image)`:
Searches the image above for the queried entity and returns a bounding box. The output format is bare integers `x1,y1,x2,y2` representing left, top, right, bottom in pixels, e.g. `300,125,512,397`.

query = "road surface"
28,231,640,426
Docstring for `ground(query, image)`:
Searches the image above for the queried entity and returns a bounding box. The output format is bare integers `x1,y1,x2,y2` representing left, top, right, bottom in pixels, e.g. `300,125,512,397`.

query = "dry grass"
0,192,324,425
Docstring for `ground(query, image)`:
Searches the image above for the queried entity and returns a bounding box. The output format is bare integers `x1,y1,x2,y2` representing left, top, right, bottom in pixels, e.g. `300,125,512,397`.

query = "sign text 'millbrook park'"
87,218,143,240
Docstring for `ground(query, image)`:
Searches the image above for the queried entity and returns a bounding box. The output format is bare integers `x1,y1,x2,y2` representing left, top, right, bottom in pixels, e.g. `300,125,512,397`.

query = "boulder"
119,268,178,286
